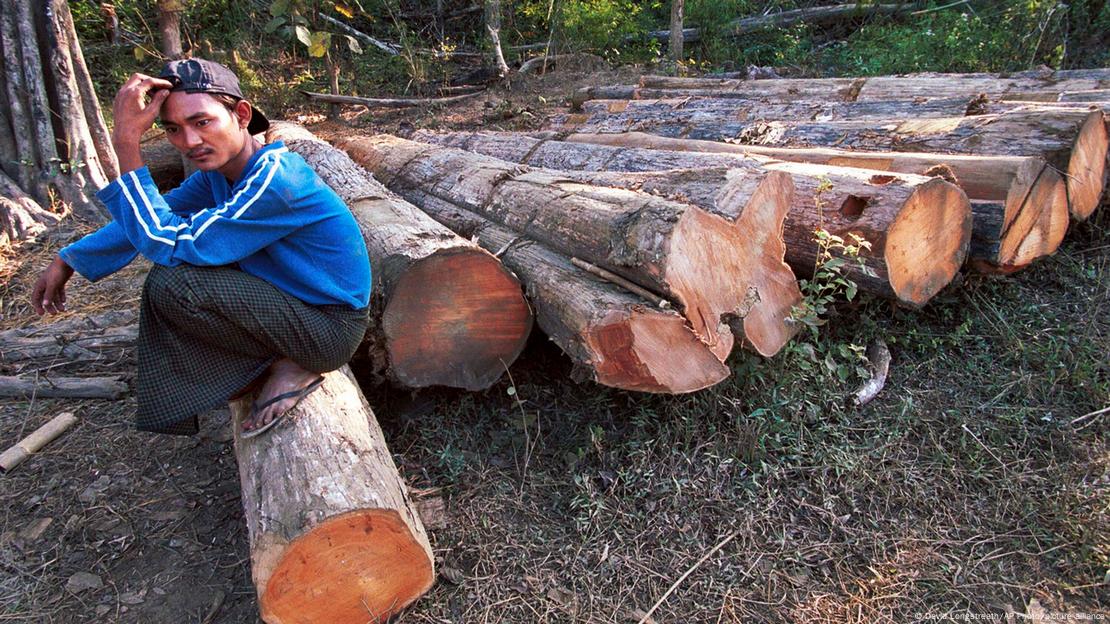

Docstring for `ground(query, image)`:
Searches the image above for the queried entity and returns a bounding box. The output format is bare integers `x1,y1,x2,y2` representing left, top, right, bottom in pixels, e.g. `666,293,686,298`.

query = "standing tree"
158,0,185,59
669,0,684,61
0,0,115,247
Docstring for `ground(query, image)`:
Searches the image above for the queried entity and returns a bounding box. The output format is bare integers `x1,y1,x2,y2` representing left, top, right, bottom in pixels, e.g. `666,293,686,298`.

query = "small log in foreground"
561,108,1106,221
0,412,77,472
417,131,972,305
231,366,434,623
341,134,802,359
266,122,532,390
562,132,1070,272
406,194,730,392
0,324,137,365
0,375,127,399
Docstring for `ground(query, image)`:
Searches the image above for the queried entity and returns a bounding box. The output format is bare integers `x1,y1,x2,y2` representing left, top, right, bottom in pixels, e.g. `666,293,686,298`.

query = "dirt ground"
2,64,1108,623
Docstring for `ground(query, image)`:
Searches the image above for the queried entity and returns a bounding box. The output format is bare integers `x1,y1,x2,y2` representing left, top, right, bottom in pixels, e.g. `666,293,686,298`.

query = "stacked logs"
0,0,115,247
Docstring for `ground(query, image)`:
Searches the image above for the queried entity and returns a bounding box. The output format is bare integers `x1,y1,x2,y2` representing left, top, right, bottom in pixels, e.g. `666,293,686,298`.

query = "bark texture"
266,123,532,390
417,130,972,305
561,132,1069,272
231,366,434,624
341,134,802,359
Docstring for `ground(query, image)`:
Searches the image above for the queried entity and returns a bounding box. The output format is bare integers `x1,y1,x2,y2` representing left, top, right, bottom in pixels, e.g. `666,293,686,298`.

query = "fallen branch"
0,375,127,399
316,13,400,56
301,89,486,109
639,3,912,44
854,339,891,406
0,412,78,472
637,530,739,624
518,52,603,76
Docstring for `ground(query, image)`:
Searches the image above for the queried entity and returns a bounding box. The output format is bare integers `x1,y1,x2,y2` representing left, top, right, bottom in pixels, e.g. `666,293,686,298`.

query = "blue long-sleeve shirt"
59,141,371,309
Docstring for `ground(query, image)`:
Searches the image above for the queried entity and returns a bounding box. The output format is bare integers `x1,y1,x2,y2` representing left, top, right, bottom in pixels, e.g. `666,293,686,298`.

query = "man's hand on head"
111,73,174,174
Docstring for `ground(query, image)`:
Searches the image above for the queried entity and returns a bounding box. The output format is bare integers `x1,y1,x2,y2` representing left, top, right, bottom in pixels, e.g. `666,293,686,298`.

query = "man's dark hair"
209,93,241,112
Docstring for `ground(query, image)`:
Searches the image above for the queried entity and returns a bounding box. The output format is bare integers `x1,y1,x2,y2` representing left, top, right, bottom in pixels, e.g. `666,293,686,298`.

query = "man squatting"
31,59,371,438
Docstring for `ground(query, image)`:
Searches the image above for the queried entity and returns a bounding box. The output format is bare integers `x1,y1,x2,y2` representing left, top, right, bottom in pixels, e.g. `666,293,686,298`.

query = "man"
31,59,371,438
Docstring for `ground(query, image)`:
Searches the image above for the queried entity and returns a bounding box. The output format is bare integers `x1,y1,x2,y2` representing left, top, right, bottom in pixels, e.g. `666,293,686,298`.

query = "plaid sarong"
136,264,370,435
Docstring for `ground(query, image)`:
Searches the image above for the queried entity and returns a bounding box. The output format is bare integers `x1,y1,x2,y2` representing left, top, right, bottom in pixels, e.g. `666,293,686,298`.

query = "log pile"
0,0,115,246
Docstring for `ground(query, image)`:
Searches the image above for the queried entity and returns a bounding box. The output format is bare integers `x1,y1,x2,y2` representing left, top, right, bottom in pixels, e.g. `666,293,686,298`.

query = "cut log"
560,132,1069,273
340,134,802,359
301,90,487,109
265,122,532,390
634,68,1110,101
0,324,136,365
556,108,1106,222
231,366,434,624
141,134,186,190
1058,90,1110,103
416,130,972,304
403,193,730,392
0,375,127,399
570,96,1104,124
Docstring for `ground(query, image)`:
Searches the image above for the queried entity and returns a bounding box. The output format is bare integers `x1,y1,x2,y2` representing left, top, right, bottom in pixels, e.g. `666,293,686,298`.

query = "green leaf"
345,34,363,54
269,0,289,17
263,16,286,33
308,31,331,57
295,24,312,46
845,282,857,301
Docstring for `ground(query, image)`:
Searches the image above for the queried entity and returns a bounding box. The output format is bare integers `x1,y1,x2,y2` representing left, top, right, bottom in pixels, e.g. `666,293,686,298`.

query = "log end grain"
1066,110,1109,221
997,159,1069,269
383,247,533,390
885,177,972,306
258,509,435,624
588,308,730,393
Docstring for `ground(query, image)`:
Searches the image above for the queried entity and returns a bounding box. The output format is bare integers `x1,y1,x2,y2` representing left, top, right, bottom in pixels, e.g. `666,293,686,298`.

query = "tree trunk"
0,170,61,248
669,0,684,62
266,123,533,390
340,134,802,359
416,130,974,305
157,0,184,59
571,95,1104,123
0,1,44,201
484,0,510,78
560,132,1070,273
1058,89,1110,102
57,0,118,180
404,193,731,392
557,107,1106,222
230,366,434,624
632,68,1110,101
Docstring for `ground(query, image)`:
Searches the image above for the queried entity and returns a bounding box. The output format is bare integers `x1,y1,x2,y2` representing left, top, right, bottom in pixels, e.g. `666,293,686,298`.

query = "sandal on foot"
240,375,325,440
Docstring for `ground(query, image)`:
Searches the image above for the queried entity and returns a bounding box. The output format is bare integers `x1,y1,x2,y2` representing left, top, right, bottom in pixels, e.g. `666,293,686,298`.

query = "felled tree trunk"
570,96,1103,124
141,135,186,191
266,123,532,390
405,193,731,392
231,366,434,624
559,108,1106,222
560,131,1069,273
340,134,802,359
416,130,973,305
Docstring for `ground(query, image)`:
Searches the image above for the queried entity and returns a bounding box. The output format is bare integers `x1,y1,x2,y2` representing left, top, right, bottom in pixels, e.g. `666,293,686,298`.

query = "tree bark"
560,132,1070,273
669,0,684,61
340,134,802,359
0,170,61,248
485,0,510,78
157,0,184,59
405,193,731,392
266,123,533,390
0,1,43,201
416,130,974,305
57,0,119,179
230,366,434,624
557,107,1106,222
0,375,127,399
0,324,136,366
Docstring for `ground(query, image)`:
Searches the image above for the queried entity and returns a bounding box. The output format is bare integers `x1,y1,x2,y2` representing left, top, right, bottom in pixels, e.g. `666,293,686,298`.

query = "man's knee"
143,264,205,314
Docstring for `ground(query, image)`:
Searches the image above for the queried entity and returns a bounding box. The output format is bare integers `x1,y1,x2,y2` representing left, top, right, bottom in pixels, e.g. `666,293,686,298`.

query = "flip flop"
240,375,325,440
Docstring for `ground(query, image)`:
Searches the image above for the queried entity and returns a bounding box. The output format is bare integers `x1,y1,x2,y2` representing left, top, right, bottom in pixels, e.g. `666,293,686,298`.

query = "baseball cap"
158,58,270,135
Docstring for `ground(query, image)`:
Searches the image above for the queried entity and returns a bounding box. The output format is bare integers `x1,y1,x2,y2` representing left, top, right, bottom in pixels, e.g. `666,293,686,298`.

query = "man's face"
159,91,248,171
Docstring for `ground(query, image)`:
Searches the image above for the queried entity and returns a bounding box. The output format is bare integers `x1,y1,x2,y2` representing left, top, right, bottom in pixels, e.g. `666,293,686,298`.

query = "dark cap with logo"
158,58,269,135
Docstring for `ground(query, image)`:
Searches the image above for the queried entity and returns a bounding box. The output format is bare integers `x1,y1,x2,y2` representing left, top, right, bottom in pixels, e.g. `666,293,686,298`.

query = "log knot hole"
839,195,870,219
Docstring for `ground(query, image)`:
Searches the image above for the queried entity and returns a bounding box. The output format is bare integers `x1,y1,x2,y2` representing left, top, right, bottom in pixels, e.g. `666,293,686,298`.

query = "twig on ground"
854,339,891,406
637,530,739,624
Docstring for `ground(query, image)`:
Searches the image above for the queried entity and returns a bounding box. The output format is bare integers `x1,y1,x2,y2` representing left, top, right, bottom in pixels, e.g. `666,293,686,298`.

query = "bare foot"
241,358,323,435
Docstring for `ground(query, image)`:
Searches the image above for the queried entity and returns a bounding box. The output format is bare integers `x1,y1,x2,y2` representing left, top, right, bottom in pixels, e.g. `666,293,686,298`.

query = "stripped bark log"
301,90,486,109
404,194,731,392
559,132,1069,273
0,375,127,399
231,366,434,624
266,123,532,390
556,107,1106,221
340,134,802,358
416,130,972,304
